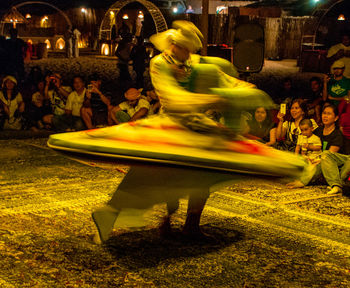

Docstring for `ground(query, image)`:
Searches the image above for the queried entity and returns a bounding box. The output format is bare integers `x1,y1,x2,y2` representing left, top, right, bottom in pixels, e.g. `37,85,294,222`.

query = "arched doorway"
99,0,168,41
0,1,72,35
311,0,348,42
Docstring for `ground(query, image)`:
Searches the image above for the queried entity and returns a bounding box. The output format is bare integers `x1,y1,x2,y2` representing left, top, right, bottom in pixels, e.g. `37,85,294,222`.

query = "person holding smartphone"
276,99,318,152
81,73,111,129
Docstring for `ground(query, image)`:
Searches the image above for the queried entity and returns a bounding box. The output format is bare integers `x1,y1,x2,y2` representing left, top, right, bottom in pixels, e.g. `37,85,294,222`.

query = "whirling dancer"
77,21,299,243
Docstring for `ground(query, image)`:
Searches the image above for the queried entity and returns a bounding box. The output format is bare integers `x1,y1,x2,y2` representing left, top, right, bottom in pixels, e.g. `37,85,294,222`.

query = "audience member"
303,77,323,124
0,76,25,130
287,105,343,189
244,106,276,146
323,60,350,106
27,80,52,131
64,28,73,59
295,118,321,163
52,76,86,132
42,73,72,129
143,89,160,115
5,28,26,83
115,35,133,82
327,33,350,78
276,77,300,107
338,98,350,155
81,73,111,129
130,37,148,88
72,28,81,58
109,87,149,125
276,99,317,151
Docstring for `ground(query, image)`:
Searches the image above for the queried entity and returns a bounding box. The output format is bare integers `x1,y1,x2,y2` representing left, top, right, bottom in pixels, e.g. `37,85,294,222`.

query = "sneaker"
327,186,342,195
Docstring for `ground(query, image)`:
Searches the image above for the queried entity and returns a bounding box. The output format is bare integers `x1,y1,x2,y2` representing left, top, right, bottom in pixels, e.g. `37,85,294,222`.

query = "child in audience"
295,118,322,164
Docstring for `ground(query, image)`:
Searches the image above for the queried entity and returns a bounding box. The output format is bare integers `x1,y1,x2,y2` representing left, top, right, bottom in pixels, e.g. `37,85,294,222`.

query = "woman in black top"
287,104,344,189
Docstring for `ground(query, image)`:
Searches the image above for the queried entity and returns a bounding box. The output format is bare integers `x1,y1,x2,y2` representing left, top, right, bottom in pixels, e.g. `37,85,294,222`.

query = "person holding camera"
323,60,350,107
81,74,111,129
42,73,72,129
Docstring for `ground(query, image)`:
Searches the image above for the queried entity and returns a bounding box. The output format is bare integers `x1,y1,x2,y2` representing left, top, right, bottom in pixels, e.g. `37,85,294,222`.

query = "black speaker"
233,23,264,73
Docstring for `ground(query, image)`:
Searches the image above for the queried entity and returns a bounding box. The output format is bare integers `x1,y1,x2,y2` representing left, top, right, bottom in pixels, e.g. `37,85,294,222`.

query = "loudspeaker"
233,23,264,73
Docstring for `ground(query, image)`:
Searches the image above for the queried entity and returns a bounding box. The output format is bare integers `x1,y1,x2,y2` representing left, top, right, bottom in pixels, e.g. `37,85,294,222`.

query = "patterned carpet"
1,139,350,287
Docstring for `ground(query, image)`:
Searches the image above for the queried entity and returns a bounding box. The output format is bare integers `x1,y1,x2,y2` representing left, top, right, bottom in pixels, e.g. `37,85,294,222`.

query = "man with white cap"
327,33,350,78
323,60,350,106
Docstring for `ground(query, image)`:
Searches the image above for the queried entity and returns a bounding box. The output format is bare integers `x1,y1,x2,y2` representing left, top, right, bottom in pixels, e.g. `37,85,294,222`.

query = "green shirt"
327,77,350,105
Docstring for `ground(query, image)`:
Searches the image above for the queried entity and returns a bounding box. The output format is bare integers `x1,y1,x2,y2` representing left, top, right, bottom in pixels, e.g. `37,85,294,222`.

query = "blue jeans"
320,151,350,188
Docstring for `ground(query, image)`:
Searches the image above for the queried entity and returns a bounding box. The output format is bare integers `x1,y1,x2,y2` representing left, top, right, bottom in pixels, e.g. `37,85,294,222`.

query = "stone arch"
0,1,72,35
311,0,346,40
44,39,51,49
99,0,168,41
56,38,65,50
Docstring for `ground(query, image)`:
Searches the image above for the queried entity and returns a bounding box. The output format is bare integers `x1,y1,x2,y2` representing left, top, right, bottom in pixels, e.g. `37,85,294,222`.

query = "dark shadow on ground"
105,222,244,270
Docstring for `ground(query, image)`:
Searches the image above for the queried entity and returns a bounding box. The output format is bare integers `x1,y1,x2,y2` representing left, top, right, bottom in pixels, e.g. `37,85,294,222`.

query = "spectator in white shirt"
52,76,86,132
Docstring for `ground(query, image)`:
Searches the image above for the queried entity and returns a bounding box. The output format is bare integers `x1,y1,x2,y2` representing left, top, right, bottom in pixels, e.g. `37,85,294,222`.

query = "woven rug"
1,139,350,287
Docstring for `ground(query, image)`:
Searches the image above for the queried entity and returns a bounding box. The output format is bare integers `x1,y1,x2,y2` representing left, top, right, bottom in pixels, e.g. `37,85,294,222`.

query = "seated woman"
27,80,52,131
287,104,346,193
243,106,276,146
0,75,25,130
276,99,317,151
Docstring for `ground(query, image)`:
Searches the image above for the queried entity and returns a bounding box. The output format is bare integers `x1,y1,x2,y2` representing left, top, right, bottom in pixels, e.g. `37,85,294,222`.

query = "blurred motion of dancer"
91,21,276,244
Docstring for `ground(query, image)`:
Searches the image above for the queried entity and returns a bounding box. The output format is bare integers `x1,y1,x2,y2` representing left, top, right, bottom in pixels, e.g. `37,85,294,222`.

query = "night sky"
1,0,118,12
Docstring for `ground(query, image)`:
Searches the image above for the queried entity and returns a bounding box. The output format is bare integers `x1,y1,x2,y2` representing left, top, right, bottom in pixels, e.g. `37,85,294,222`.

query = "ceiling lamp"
25,14,31,19
338,14,345,21
122,14,129,20
138,11,144,19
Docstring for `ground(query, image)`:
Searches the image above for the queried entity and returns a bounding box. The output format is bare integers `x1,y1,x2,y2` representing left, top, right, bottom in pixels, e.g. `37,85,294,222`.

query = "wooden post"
201,0,209,56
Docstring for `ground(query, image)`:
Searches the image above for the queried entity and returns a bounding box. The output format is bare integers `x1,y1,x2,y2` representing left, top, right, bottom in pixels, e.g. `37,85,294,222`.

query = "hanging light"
122,14,129,20
138,11,144,19
25,14,31,19
101,43,110,56
338,14,345,21
81,8,87,14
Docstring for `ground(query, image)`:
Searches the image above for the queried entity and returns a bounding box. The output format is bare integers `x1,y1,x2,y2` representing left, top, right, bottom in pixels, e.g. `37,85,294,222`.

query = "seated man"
81,73,111,129
52,76,86,132
143,89,161,115
42,73,72,129
109,87,149,125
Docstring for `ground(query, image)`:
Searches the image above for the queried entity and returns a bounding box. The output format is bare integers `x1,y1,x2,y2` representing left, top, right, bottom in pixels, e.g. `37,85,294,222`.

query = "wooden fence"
189,14,318,59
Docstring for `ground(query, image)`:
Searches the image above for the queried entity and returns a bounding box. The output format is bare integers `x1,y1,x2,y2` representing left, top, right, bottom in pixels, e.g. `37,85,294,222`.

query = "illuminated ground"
1,138,350,287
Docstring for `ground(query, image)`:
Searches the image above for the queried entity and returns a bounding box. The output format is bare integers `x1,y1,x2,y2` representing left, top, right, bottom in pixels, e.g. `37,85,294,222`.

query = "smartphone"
280,103,286,115
87,84,93,91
